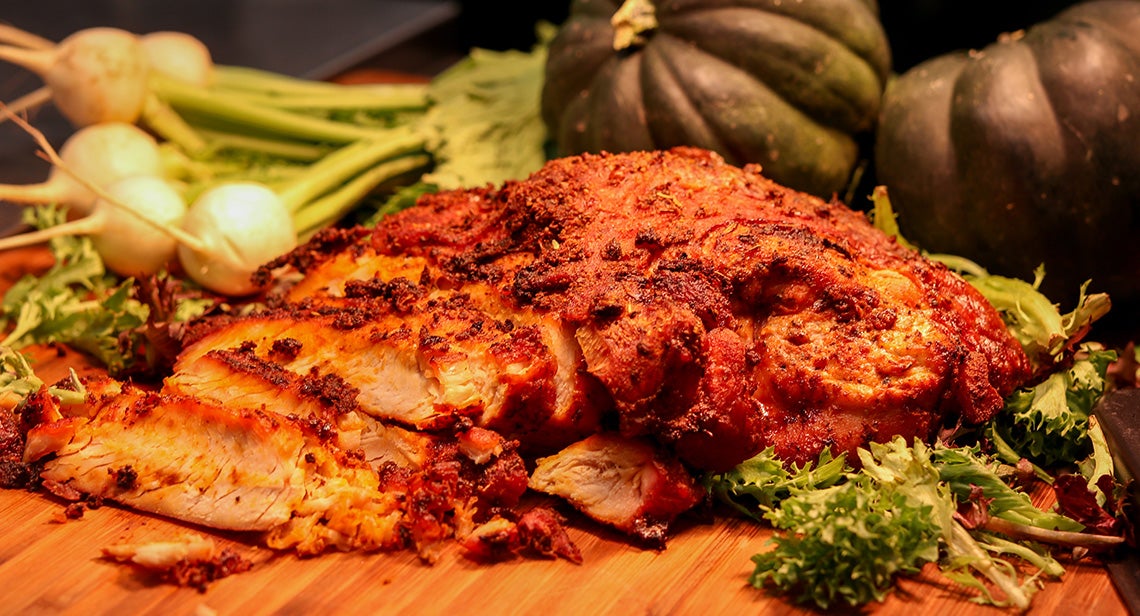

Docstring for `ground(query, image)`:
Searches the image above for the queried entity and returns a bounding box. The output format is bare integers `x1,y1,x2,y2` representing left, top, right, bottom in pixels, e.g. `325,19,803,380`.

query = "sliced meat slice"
22,378,402,554
19,378,531,557
173,291,606,451
528,432,705,546
173,311,448,429
164,342,364,447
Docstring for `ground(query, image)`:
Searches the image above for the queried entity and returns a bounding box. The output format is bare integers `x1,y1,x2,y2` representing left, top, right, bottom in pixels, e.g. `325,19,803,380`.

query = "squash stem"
611,0,658,51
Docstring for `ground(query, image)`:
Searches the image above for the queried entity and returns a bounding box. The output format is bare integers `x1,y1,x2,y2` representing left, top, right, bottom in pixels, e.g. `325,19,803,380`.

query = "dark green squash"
875,0,1140,306
541,0,892,198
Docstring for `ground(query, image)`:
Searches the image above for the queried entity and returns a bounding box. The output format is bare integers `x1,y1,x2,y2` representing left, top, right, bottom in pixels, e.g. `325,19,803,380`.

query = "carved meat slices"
262,147,1028,472
21,379,404,553
12,147,1034,554
169,287,606,452
528,433,705,546
19,377,529,557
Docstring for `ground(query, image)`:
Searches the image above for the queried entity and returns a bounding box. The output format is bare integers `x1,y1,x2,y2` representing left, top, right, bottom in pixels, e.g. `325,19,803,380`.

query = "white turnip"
0,175,186,277
0,27,149,127
0,121,163,214
0,28,216,127
0,110,295,294
139,31,214,88
90,176,186,276
177,182,297,296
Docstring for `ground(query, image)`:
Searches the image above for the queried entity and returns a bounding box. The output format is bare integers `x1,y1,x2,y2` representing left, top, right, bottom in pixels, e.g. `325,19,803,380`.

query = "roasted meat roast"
13,147,1030,553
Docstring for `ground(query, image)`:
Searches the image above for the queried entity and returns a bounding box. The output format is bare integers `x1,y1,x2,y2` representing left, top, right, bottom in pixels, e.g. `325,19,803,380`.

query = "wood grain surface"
0,247,1132,616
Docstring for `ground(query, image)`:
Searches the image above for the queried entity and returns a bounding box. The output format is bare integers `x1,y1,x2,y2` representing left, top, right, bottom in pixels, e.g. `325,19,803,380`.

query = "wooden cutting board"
0,245,1130,616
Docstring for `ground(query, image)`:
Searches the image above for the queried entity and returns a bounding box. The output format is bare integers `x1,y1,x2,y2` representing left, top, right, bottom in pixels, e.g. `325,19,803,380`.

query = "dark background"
457,0,1083,70
877,0,1084,71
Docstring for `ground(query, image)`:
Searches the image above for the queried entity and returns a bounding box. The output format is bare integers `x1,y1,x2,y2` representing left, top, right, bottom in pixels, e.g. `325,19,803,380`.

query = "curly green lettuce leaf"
993,345,1116,469
704,446,847,519
751,476,942,609
864,439,1050,610
0,206,149,375
1077,417,1116,501
746,438,1053,610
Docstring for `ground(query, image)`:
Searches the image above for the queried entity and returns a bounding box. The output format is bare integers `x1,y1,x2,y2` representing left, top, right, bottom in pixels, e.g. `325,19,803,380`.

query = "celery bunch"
150,35,551,241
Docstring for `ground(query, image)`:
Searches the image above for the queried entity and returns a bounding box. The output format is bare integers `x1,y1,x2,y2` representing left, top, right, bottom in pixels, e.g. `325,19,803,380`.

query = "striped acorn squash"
874,0,1140,306
541,0,892,198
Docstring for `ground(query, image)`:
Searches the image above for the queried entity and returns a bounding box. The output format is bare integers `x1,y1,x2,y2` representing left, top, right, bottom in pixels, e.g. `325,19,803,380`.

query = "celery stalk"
214,65,427,99
294,153,430,239
140,93,209,155
218,86,428,112
151,73,391,144
196,129,332,162
275,127,425,212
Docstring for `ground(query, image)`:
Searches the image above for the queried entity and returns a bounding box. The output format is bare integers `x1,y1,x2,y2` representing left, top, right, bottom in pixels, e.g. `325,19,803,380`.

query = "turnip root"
90,176,186,276
0,175,186,277
0,86,53,119
0,27,150,127
0,121,163,214
2,111,294,294
1,106,343,298
139,31,214,88
0,23,53,50
177,183,297,296
0,28,215,128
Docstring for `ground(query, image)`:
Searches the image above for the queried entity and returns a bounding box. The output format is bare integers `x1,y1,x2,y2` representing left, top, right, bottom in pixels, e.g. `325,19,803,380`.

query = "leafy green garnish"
1078,417,1116,504
932,445,1081,532
869,185,919,252
0,345,86,407
718,438,1084,610
993,345,1116,468
359,27,554,225
0,206,148,374
749,453,942,609
948,267,1110,373
705,446,846,518
416,24,553,191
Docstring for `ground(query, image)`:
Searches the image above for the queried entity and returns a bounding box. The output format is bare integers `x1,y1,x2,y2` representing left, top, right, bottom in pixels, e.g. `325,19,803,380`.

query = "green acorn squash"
874,0,1140,306
541,0,892,198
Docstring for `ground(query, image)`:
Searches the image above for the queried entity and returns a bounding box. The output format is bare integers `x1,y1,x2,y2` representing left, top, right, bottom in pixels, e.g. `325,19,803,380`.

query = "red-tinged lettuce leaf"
1053,473,1132,542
